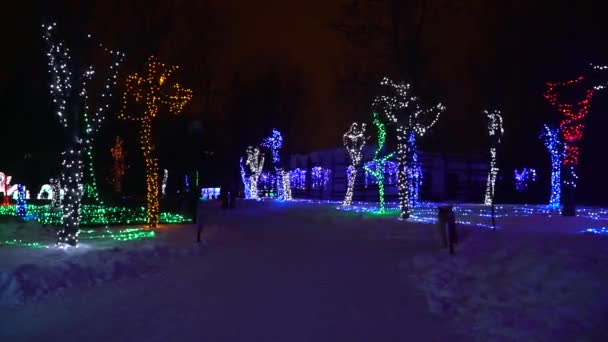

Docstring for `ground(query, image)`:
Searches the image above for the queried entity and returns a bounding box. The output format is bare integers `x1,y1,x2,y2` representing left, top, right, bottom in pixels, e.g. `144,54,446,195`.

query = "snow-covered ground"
1,200,607,341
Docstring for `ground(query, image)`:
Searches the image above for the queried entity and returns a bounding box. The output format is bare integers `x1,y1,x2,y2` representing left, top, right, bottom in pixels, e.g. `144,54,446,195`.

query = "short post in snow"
437,205,457,254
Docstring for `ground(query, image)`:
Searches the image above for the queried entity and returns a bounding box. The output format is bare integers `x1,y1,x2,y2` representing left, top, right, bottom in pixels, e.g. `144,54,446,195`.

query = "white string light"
43,22,125,245
245,146,265,200
483,109,504,205
342,122,367,206
374,77,445,219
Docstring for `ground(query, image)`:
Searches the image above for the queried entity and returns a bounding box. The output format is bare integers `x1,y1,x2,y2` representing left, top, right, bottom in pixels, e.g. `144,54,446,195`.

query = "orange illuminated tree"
118,55,192,227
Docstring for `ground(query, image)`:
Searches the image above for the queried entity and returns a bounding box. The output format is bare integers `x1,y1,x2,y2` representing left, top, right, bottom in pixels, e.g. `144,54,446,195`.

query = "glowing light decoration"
290,168,307,190
513,168,537,192
201,187,220,200
37,184,53,200
245,146,265,200
374,77,444,219
311,167,332,190
483,109,504,205
51,178,62,207
544,68,605,215
118,55,193,228
110,136,127,194
261,129,291,200
342,122,367,206
540,125,562,207
0,172,11,205
364,160,398,187
16,184,27,218
363,112,394,212
43,22,124,245
161,169,168,197
240,158,251,199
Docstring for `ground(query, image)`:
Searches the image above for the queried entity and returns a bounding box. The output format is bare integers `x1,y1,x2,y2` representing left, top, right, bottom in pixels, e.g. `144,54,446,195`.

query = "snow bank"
407,229,608,340
0,242,205,307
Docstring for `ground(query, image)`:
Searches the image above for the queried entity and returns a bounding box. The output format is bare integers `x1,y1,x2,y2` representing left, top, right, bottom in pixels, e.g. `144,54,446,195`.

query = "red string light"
544,76,597,166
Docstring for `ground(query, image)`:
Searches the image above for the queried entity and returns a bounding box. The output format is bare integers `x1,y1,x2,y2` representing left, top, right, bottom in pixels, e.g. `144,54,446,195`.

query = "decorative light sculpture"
110,136,126,194
363,112,394,212
43,22,124,245
483,109,504,205
0,172,11,205
16,184,27,218
289,169,307,190
245,146,265,200
161,169,168,197
240,158,251,199
311,167,332,190
513,168,537,192
544,66,605,216
342,122,367,206
118,55,193,227
374,77,444,219
540,125,562,207
261,129,291,200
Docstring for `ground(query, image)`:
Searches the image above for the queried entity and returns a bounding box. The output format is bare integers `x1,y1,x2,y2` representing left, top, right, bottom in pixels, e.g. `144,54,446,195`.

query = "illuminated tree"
544,67,605,215
364,112,394,212
245,146,265,200
43,22,124,245
483,109,504,206
540,125,562,207
261,129,291,200
110,136,127,194
374,77,444,219
342,122,367,206
118,55,193,227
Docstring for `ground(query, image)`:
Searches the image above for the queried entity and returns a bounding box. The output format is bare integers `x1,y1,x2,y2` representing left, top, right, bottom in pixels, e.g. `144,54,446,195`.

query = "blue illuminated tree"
261,129,291,200
540,125,562,207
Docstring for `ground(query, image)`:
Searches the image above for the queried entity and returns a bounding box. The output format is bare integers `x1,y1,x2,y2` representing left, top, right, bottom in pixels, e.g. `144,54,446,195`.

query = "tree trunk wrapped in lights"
544,67,605,216
245,146,265,200
363,112,393,212
540,125,562,207
43,22,124,245
373,77,444,219
261,129,291,200
342,122,367,206
483,109,504,206
118,55,193,228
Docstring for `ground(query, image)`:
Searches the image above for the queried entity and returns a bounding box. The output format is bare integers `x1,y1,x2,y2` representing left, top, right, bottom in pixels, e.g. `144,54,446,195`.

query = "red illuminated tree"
544,70,605,216
110,136,127,194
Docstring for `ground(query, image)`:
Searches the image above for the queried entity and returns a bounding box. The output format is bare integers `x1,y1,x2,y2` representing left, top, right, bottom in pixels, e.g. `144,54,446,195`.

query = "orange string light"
118,55,193,228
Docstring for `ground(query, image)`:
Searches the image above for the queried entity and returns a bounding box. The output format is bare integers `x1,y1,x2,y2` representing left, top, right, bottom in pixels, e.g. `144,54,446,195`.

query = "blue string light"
540,125,562,207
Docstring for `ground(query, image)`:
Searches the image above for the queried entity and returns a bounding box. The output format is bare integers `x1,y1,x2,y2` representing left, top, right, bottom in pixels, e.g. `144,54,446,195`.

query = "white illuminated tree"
483,109,504,205
246,146,265,200
43,22,124,245
374,77,445,219
342,122,367,206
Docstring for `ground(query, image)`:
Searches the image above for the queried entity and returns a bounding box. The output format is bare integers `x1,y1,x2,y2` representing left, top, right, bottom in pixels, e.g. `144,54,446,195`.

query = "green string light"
363,112,394,212
82,111,110,227
0,204,190,226
0,239,46,248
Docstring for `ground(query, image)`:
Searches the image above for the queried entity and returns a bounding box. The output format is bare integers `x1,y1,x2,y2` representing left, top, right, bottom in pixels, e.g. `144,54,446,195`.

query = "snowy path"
0,205,458,341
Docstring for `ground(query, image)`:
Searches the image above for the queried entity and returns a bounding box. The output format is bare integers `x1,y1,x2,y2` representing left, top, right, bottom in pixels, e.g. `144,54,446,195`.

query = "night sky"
1,0,607,202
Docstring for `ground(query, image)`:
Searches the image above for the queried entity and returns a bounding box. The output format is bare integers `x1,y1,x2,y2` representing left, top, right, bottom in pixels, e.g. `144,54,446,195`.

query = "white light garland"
245,146,265,200
342,122,367,206
483,109,504,205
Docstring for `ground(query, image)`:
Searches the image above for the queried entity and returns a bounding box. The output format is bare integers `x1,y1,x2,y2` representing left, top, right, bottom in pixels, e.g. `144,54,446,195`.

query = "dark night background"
1,0,607,204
